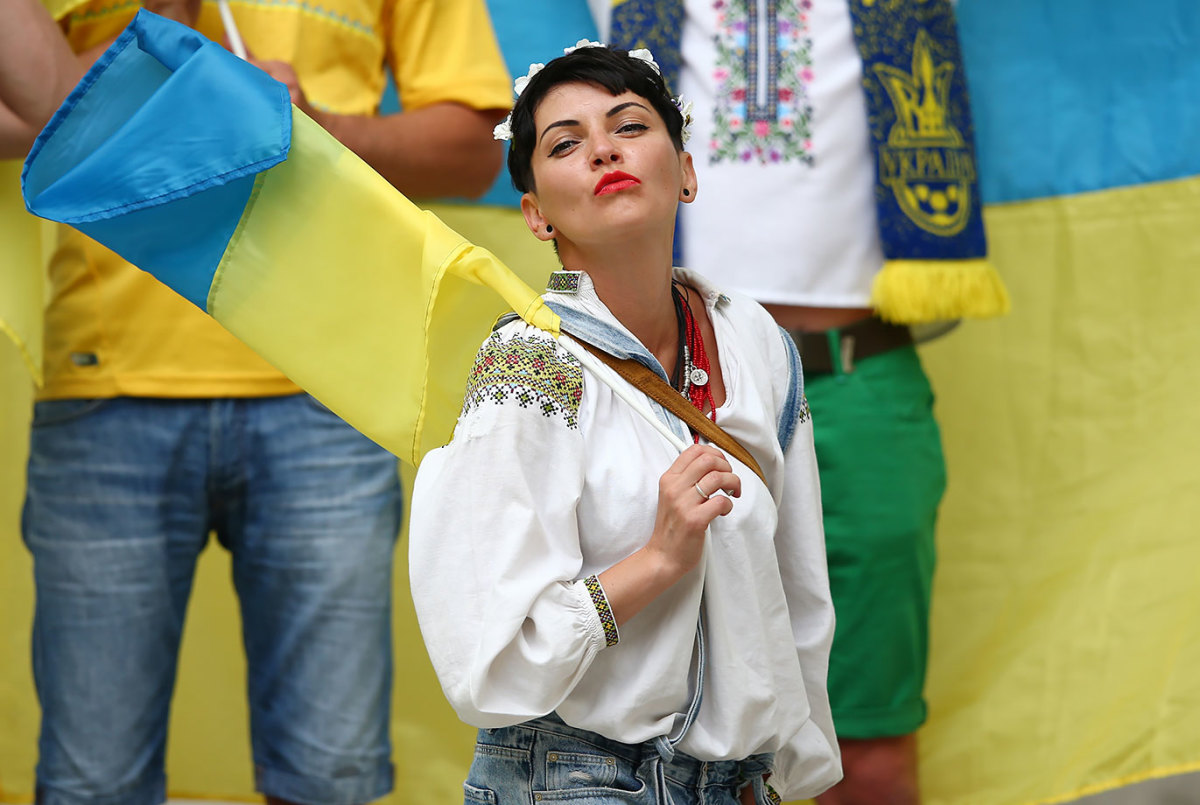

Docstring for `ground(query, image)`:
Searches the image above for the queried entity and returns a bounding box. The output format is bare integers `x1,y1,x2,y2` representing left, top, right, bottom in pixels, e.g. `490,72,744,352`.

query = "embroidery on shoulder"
462,333,584,428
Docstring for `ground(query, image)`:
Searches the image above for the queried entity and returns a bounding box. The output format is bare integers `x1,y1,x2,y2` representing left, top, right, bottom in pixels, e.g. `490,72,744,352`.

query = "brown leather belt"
789,317,913,376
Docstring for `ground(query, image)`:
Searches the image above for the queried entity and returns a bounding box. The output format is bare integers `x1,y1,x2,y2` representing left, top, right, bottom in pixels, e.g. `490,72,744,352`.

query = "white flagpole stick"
217,0,247,60
557,336,690,453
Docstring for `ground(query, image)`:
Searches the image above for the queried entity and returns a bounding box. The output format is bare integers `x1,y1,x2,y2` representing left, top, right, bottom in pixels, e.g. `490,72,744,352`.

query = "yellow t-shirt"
40,0,511,400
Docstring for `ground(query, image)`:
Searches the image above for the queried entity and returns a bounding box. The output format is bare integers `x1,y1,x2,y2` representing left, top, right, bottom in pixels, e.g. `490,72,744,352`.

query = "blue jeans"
22,395,403,805
464,715,777,805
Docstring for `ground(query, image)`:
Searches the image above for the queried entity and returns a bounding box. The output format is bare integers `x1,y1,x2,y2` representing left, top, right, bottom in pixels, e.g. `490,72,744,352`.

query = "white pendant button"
689,367,709,386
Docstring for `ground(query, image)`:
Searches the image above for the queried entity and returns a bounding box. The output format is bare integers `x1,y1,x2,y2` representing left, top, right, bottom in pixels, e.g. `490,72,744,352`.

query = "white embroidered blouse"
409,269,841,799
676,0,883,307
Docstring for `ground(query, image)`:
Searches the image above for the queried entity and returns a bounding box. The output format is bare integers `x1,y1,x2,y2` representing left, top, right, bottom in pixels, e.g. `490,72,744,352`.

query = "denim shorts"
22,395,403,805
464,715,778,805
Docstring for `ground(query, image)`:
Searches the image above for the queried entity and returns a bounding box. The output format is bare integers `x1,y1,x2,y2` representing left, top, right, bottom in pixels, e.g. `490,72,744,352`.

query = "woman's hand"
645,444,741,580
596,445,741,627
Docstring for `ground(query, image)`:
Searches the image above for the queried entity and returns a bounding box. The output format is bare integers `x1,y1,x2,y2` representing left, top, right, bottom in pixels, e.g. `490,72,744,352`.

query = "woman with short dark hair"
409,43,841,805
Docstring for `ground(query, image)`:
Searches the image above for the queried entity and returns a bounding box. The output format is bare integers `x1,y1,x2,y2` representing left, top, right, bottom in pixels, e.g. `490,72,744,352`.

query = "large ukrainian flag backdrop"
917,1,1200,803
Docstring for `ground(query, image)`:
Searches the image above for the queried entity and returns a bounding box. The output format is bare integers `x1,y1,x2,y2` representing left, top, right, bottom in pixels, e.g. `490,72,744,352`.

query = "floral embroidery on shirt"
710,0,815,165
584,574,620,647
462,333,583,428
797,394,810,425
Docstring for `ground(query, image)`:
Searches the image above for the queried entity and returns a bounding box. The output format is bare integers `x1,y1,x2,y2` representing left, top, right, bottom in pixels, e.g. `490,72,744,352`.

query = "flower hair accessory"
492,43,687,143
563,39,604,55
513,62,545,98
674,96,694,144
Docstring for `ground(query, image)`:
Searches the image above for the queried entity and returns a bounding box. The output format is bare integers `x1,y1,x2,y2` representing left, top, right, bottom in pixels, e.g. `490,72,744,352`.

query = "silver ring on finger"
694,482,711,500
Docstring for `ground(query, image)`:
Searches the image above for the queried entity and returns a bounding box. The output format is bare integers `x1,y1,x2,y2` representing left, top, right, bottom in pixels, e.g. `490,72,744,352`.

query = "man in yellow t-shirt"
1,1,510,803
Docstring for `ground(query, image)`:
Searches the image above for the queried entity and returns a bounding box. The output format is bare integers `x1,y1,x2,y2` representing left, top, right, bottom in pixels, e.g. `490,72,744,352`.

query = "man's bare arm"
0,0,203,159
320,103,506,200
256,60,506,200
0,0,83,158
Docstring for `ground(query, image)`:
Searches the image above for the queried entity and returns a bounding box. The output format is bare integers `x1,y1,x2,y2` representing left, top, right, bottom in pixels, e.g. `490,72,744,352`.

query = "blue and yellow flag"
22,10,558,468
918,1,1200,803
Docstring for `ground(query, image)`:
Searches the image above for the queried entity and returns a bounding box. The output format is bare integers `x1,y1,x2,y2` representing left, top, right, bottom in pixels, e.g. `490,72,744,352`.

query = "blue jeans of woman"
464,714,777,805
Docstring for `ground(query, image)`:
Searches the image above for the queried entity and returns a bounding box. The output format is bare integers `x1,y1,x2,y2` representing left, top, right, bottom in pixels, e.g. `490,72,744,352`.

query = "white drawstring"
647,612,706,803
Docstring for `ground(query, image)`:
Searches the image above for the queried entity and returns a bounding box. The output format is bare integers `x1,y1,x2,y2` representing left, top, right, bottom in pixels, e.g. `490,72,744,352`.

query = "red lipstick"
594,171,641,196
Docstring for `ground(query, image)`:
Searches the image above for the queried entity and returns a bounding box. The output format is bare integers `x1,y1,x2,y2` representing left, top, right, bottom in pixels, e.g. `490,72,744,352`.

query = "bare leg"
816,734,919,805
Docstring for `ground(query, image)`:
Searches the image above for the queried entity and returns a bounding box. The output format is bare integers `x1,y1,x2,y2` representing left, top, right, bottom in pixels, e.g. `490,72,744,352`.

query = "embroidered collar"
542,268,731,382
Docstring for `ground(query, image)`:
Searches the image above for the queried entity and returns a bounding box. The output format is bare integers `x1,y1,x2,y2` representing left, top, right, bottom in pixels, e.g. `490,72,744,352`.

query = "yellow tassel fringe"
871,258,1011,325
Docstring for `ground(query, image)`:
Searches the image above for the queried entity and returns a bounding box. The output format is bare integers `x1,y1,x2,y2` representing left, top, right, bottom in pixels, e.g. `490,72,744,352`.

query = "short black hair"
506,46,685,194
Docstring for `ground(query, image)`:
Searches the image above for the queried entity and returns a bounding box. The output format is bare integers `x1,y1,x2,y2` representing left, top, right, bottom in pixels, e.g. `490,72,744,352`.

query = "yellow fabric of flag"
0,162,43,383
917,175,1200,805
208,112,558,467
0,326,37,805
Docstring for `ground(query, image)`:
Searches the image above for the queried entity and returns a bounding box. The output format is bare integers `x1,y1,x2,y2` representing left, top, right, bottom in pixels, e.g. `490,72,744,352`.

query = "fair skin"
518,81,758,804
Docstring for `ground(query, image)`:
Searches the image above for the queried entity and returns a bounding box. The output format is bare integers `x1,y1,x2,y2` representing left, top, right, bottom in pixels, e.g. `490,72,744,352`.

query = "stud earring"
683,189,691,197
546,224,554,234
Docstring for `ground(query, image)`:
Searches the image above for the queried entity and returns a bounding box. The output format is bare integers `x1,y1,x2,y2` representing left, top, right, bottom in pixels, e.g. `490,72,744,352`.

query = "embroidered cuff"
583,574,619,648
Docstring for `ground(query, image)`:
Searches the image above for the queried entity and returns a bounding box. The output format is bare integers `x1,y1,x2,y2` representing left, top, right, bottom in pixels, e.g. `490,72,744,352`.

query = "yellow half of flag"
209,112,558,466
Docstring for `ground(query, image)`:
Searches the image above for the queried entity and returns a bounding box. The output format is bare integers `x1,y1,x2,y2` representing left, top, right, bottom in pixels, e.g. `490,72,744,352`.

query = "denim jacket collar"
543,268,731,383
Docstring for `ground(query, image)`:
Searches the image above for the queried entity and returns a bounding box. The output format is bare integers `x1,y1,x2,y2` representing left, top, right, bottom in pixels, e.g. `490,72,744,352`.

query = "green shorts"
806,343,946,739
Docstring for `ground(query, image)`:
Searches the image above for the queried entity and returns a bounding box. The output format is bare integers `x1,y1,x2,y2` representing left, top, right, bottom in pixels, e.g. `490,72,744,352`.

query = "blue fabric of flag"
22,10,291,308
959,0,1200,204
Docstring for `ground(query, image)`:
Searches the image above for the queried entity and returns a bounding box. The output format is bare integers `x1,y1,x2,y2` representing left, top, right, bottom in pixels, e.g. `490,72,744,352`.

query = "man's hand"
143,0,202,27
246,52,503,198
252,59,320,121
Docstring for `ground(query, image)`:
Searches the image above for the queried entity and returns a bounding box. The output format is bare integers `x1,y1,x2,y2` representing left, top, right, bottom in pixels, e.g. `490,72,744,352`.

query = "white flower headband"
492,40,693,145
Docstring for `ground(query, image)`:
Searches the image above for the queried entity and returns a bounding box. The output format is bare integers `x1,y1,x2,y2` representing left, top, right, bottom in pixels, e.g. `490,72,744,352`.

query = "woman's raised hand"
597,445,741,627
647,444,741,579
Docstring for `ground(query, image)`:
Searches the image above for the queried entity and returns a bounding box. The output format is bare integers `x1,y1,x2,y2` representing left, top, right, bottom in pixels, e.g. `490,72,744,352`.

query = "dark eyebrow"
607,101,649,117
538,102,652,144
539,119,579,144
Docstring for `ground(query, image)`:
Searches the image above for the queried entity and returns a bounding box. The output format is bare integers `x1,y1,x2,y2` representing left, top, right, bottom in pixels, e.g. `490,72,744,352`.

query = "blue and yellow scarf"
610,0,1009,323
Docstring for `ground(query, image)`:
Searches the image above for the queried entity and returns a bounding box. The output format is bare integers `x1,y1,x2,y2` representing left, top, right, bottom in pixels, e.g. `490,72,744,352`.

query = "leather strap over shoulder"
571,337,768,487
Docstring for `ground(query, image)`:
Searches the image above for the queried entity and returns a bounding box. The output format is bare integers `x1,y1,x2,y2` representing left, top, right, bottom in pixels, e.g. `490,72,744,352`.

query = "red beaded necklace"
671,282,716,438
